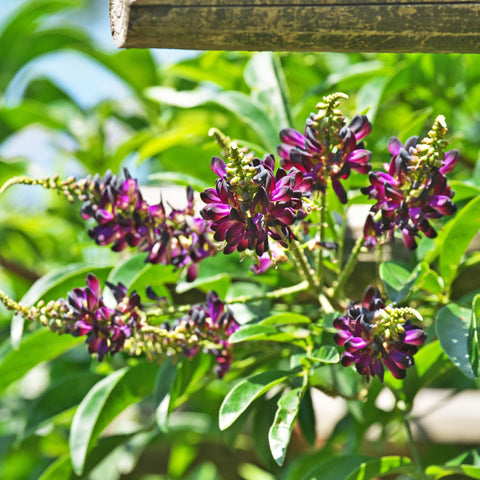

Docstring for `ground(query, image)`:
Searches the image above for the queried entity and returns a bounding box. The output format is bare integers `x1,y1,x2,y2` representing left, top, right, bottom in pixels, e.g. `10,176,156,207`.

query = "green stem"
288,239,319,293
333,234,364,299
0,288,30,316
316,191,327,283
228,280,309,304
403,414,426,480
0,176,37,195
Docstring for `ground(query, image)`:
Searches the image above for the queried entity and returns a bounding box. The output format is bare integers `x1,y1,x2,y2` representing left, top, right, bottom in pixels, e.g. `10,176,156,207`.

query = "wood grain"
110,1,480,53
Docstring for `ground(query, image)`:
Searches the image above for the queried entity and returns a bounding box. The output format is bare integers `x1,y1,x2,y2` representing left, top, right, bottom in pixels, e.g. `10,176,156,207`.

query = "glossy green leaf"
0,329,82,394
269,388,302,466
258,313,311,326
379,261,421,303
344,456,413,480
11,264,111,348
436,303,478,379
69,362,158,475
426,465,480,479
219,370,292,430
440,195,480,288
154,358,178,432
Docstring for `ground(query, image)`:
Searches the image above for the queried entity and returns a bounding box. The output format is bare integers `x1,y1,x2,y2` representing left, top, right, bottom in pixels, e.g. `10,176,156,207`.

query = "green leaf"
356,76,388,122
297,389,316,446
176,273,231,299
309,345,340,364
258,313,311,326
268,388,302,466
244,52,293,130
23,371,103,438
470,296,480,378
69,362,158,475
344,456,413,480
0,329,82,394
385,341,452,402
149,171,209,191
426,465,480,479
298,454,371,480
228,324,299,344
219,370,292,430
436,304,478,379
440,195,480,288
379,261,421,303
105,253,177,304
154,358,178,432
211,91,280,154
37,455,71,480
11,264,111,348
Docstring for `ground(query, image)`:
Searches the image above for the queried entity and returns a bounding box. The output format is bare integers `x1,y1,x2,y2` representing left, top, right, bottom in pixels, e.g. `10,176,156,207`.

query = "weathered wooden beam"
110,0,480,53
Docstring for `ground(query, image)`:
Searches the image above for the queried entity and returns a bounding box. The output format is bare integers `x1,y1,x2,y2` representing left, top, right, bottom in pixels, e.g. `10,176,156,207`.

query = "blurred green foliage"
2,0,480,479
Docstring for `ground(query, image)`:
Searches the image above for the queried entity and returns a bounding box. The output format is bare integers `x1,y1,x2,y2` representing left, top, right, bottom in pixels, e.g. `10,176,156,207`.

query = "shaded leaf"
219,370,292,430
470,295,480,379
69,362,157,475
436,304,478,379
24,371,103,438
0,330,82,394
298,454,371,480
11,264,111,348
344,456,413,480
379,261,421,304
269,388,302,466
154,358,178,432
426,465,480,479
439,195,480,289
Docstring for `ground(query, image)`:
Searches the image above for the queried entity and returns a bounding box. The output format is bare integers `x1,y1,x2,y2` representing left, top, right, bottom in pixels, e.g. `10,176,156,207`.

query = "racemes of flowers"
362,115,458,250
333,287,426,382
0,92,460,383
278,92,372,203
7,275,238,377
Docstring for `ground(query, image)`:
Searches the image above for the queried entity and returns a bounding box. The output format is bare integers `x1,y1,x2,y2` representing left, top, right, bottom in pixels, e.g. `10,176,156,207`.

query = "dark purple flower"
278,94,372,203
77,170,216,280
131,291,239,378
200,149,311,256
333,287,426,382
362,116,458,250
64,274,143,360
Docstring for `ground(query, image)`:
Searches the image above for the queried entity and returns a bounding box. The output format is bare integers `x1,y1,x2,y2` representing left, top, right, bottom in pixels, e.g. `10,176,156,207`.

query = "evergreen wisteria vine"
0,93,465,471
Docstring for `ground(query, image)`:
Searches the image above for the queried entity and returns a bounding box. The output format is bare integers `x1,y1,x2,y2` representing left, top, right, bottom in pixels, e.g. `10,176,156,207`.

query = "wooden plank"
110,1,480,53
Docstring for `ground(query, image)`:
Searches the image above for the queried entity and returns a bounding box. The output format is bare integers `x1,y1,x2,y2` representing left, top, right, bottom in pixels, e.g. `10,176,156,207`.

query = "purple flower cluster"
78,170,215,281
130,291,239,378
64,274,143,360
278,94,372,203
181,291,239,377
333,288,426,382
362,116,458,250
200,150,311,256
